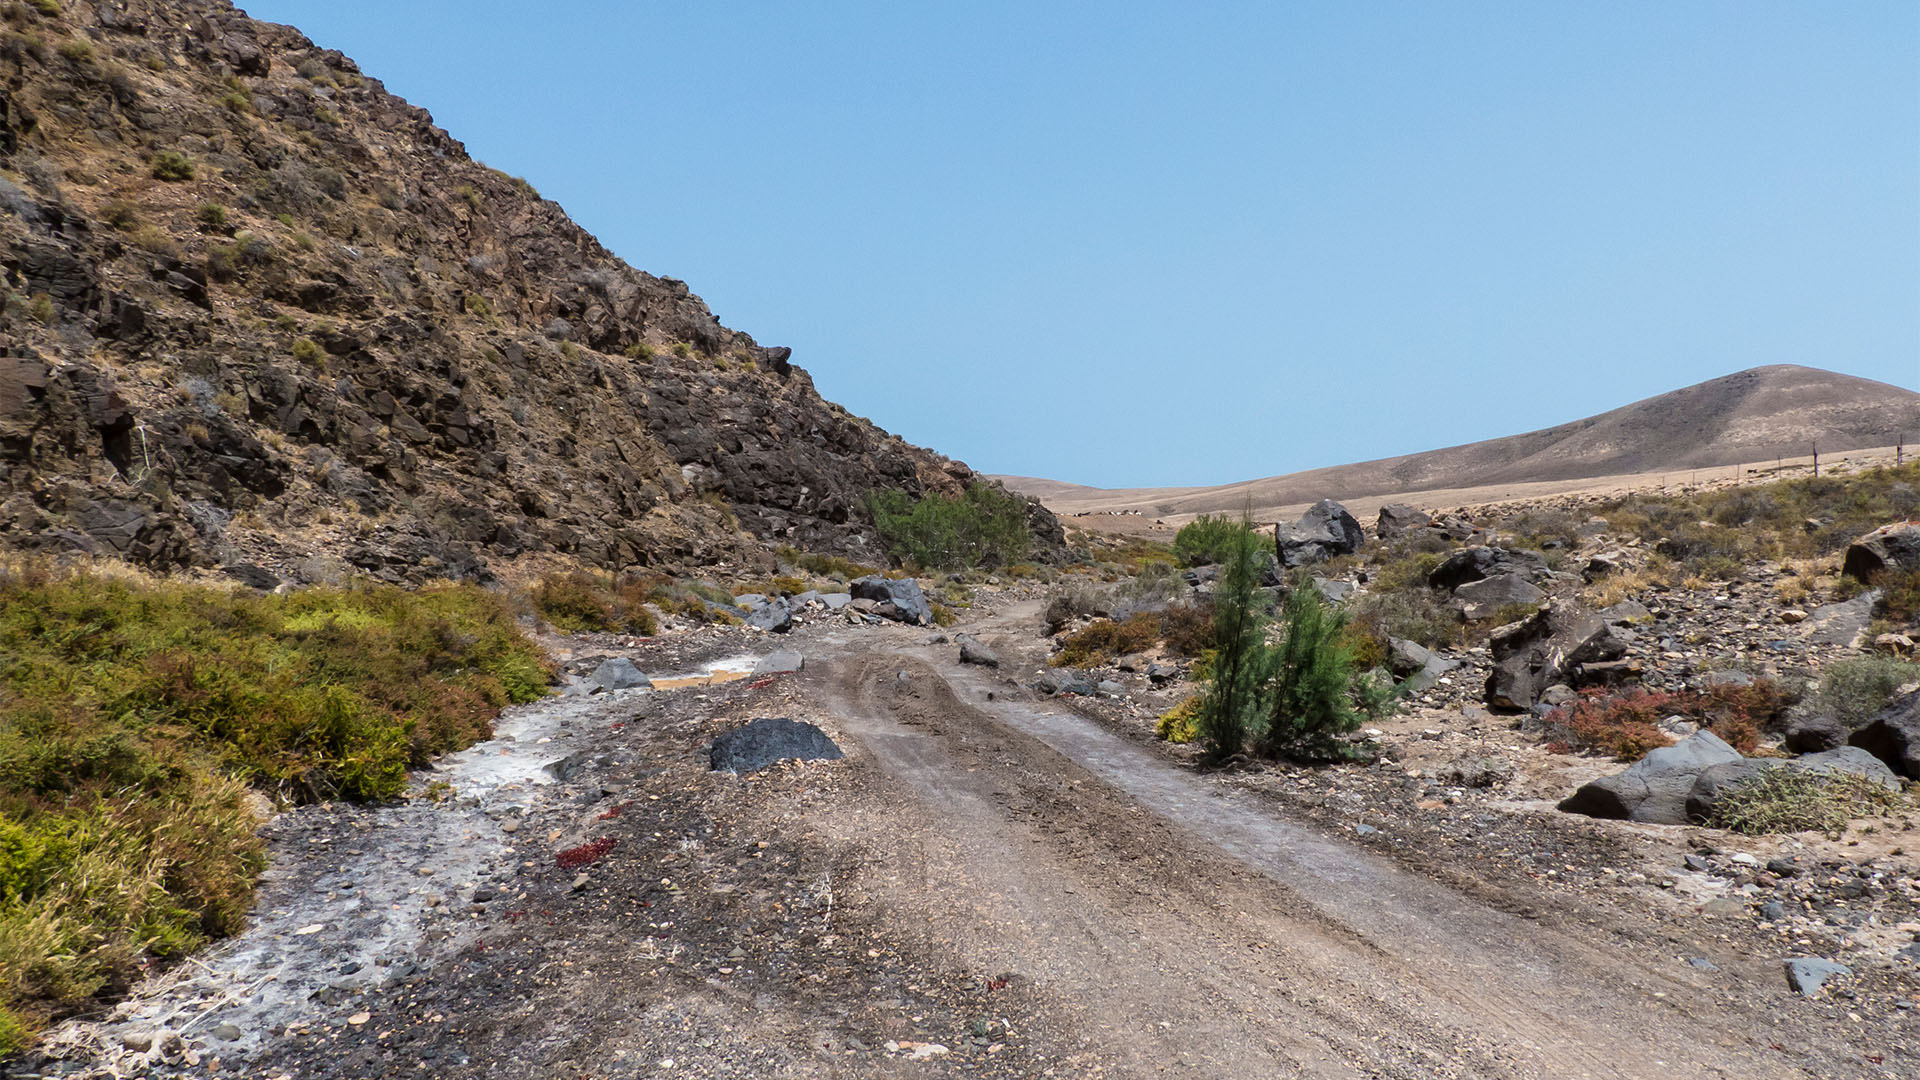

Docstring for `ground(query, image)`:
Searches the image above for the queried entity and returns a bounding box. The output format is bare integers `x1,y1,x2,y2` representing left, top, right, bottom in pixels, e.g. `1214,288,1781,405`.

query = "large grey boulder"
1427,546,1552,592
589,657,649,691
1388,637,1459,695
745,596,793,633
709,717,843,774
1801,590,1881,648
850,575,934,625
1376,503,1432,539
1274,499,1364,567
1842,522,1920,584
1452,573,1545,621
1486,603,1629,712
1783,712,1849,754
1033,668,1097,696
752,649,804,676
1848,688,1920,779
1556,731,1743,824
958,636,1000,668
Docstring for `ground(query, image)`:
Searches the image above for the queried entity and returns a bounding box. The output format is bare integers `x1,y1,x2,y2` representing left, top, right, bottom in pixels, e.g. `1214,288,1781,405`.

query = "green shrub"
290,337,324,368
624,341,655,360
56,38,89,62
100,199,140,230
1602,462,1920,566
531,573,659,636
776,546,879,582
1791,657,1920,731
150,151,194,181
1706,768,1904,837
868,483,1032,571
1348,588,1453,650
0,571,548,1039
26,294,52,325
671,341,693,359
1195,521,1271,762
1156,697,1202,744
194,202,227,230
1263,587,1392,761
1173,514,1250,568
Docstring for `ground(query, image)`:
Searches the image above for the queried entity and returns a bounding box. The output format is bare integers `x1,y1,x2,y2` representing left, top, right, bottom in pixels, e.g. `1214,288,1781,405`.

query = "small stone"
212,1022,243,1042
1783,957,1851,996
346,1011,370,1026
122,1030,156,1053
499,819,519,834
293,923,324,936
1779,609,1807,624
1686,957,1720,971
572,872,590,891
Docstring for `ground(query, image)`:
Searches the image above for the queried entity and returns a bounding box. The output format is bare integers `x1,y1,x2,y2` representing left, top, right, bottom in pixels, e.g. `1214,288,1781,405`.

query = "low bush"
149,150,194,181
1347,588,1453,651
1789,657,1920,731
1706,768,1904,837
1156,697,1202,744
1172,514,1250,568
1546,681,1793,760
868,484,1032,571
776,547,880,583
1043,585,1110,635
1052,613,1162,668
1600,462,1920,569
0,570,549,1041
1875,567,1920,626
530,572,660,636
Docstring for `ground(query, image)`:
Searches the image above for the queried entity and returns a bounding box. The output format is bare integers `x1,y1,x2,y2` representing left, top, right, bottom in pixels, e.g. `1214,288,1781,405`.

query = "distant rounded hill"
1001,365,1920,519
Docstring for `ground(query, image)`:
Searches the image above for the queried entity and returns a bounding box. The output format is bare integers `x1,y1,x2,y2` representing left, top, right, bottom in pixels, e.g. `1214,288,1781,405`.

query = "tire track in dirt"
798,609,1809,1079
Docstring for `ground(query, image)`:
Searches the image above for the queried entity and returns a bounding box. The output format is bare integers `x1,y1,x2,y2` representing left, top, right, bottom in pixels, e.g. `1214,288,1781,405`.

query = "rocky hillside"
0,0,1056,583
1004,365,1920,519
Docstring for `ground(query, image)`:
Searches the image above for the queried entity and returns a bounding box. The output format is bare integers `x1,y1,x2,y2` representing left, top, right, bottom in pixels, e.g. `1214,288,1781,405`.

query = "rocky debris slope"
0,0,1057,582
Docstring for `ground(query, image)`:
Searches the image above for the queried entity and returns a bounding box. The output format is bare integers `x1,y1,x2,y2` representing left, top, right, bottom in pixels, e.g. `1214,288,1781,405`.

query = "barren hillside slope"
1002,365,1918,518
0,0,1057,583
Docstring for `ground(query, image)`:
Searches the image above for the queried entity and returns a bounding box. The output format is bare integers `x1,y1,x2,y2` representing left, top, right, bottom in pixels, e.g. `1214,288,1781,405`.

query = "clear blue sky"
245,1,1919,488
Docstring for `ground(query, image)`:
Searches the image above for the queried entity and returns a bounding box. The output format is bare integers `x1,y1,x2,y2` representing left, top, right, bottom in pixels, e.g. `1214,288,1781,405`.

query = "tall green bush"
1194,519,1270,761
868,483,1032,570
1262,587,1385,759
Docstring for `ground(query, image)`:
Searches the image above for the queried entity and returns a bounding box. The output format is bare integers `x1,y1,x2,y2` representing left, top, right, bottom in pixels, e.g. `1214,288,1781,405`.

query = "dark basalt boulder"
1842,522,1920,584
1428,546,1552,592
850,575,934,626
1275,499,1364,567
1486,602,1629,712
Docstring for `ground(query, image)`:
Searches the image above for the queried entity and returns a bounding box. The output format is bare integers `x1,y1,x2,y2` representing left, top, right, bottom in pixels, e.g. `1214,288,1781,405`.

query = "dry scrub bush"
1706,768,1905,838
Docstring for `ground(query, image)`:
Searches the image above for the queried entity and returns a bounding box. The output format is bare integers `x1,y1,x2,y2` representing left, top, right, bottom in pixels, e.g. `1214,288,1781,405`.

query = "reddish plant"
1545,678,1791,761
555,836,618,870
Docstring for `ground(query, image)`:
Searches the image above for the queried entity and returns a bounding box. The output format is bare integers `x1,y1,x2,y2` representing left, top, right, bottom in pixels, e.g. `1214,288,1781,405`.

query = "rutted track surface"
799,612,1808,1079
23,605,1903,1078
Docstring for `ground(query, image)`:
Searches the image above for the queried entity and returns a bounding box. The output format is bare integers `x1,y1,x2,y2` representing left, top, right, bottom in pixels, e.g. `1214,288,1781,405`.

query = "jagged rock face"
0,0,1055,580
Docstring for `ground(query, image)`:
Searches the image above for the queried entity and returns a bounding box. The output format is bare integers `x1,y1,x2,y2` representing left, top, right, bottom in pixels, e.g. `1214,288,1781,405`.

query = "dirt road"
791,604,1854,1079
25,602,1905,1079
